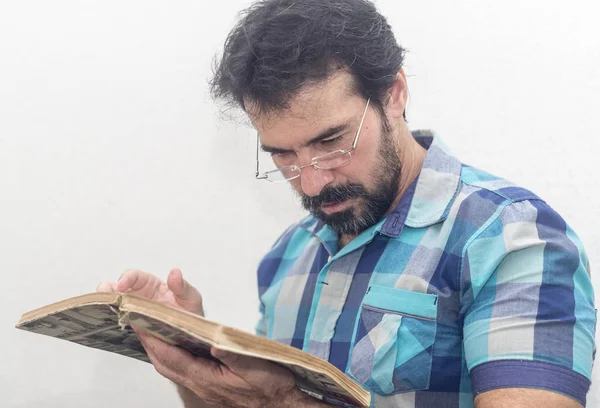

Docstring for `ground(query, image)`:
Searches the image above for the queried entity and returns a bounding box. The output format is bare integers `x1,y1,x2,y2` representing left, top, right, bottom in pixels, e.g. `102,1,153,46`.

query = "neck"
339,127,426,248
387,128,427,214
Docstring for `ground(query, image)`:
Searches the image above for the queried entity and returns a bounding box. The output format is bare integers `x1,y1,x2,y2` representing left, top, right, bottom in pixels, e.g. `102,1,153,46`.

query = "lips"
320,199,349,215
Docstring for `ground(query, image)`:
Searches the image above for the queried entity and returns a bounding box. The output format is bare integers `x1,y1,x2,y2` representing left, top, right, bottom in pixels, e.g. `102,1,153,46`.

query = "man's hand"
97,268,209,406
96,268,204,316
135,329,330,408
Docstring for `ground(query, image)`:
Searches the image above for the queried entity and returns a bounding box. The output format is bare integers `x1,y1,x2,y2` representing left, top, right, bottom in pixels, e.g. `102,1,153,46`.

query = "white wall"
1,0,598,406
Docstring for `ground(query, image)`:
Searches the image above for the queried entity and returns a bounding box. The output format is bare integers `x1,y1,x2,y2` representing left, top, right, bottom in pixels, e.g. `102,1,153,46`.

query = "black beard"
300,156,401,237
300,181,397,235
299,118,402,236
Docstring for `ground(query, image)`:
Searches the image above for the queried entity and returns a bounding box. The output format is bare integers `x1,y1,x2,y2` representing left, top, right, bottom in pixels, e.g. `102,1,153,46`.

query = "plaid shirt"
255,131,596,407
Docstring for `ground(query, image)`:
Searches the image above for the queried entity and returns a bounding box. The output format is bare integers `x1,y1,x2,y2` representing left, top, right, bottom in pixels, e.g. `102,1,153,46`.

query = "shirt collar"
403,129,462,229
372,129,463,237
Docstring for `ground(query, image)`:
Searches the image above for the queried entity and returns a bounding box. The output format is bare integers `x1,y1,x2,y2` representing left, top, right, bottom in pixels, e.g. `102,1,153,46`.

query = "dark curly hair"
209,0,406,120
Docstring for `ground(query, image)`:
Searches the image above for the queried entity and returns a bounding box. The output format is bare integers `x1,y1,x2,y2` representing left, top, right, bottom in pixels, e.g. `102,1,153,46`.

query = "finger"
167,268,204,315
137,332,221,390
96,281,117,292
117,269,151,293
137,332,189,385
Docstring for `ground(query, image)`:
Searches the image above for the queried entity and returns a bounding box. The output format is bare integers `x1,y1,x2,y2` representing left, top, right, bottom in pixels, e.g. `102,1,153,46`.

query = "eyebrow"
260,122,351,154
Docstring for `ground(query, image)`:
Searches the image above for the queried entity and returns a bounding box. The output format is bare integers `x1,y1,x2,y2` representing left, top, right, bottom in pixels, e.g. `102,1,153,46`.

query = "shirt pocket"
347,285,438,396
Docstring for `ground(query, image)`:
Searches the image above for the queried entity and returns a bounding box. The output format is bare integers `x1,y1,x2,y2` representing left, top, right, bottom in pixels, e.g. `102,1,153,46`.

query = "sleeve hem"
470,359,590,406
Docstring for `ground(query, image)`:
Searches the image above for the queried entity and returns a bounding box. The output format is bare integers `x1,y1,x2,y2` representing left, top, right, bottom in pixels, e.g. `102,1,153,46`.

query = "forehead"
250,72,362,144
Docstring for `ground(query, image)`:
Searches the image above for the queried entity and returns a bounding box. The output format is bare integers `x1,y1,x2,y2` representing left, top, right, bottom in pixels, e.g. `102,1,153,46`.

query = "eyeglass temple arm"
255,133,268,179
351,97,370,150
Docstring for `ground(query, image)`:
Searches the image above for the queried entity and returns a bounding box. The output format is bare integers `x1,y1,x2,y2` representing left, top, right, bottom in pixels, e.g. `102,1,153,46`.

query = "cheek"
342,147,378,182
351,126,381,168
288,178,303,194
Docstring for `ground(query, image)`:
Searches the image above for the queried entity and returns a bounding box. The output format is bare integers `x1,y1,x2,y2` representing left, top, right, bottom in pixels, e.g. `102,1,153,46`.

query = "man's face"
253,72,402,236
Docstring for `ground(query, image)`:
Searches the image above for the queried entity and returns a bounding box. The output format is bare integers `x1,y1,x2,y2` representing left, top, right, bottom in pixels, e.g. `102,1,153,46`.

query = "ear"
385,68,408,120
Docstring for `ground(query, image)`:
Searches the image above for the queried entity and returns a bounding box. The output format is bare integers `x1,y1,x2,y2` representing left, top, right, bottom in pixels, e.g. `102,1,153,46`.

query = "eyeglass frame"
255,97,371,182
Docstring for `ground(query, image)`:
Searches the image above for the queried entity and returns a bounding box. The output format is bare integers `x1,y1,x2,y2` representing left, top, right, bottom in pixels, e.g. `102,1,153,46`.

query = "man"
98,0,596,407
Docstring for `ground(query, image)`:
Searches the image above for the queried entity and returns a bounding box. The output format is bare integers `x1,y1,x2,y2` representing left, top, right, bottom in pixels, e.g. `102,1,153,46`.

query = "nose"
299,165,334,197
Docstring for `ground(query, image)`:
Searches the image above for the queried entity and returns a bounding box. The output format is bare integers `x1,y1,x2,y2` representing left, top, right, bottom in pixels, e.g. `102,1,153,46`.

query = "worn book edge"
15,292,371,408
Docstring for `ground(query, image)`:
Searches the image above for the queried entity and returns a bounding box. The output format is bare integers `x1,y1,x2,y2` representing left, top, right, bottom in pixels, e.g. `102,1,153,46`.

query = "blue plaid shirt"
255,131,596,407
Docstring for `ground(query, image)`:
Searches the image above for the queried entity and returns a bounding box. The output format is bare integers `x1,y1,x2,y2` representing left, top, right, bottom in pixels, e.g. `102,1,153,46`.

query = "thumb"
167,268,204,315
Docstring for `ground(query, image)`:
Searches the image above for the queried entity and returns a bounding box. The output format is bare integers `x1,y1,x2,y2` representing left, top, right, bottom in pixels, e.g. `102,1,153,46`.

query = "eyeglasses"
255,97,371,182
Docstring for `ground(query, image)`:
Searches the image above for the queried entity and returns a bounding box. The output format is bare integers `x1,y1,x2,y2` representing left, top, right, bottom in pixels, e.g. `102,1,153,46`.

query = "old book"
15,292,370,407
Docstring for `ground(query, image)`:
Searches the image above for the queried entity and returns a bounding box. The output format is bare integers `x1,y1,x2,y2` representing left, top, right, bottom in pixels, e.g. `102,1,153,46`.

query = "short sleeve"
462,199,596,406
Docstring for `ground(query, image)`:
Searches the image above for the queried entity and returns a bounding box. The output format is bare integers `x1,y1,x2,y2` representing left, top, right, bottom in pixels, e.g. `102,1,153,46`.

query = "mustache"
301,183,369,212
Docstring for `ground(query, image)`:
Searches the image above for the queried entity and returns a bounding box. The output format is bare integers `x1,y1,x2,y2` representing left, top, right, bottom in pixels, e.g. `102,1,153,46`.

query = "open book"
15,292,370,407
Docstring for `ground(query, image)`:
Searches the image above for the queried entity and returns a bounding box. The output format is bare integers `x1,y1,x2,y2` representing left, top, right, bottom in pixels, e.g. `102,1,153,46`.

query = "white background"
1,0,598,406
